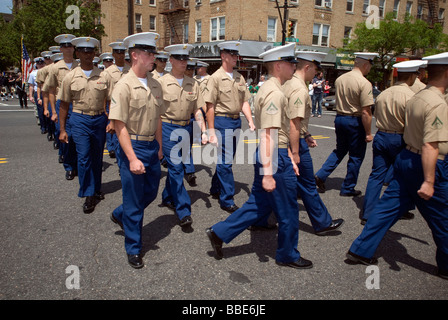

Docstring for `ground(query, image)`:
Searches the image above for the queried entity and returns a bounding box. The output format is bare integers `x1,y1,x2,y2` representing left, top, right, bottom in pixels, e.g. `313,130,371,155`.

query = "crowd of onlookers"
0,72,28,108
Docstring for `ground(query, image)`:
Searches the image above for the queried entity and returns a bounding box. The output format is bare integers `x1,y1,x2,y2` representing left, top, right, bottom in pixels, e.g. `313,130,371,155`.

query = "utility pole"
274,0,298,45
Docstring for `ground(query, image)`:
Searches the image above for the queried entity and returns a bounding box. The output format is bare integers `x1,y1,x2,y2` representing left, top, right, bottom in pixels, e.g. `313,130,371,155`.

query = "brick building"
101,0,448,81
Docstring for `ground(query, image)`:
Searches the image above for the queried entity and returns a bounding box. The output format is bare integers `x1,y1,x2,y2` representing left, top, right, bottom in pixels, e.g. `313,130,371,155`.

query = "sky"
0,0,13,14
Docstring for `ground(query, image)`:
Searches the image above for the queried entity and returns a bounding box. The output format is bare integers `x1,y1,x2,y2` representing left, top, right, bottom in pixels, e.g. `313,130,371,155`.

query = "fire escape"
160,0,190,48
418,0,443,27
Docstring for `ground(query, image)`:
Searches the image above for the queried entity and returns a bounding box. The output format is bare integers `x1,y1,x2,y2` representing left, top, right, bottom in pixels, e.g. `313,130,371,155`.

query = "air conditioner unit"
195,0,201,5
325,1,331,8
136,24,142,29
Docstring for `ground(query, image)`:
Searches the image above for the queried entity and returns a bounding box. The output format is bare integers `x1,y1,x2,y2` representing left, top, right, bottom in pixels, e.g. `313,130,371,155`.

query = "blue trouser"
105,103,118,154
162,122,192,220
212,148,302,264
350,150,448,272
46,101,56,139
210,116,242,207
183,114,195,175
57,100,77,172
297,138,333,231
113,140,161,255
34,92,48,133
316,115,367,194
312,92,323,116
69,112,107,197
362,131,414,220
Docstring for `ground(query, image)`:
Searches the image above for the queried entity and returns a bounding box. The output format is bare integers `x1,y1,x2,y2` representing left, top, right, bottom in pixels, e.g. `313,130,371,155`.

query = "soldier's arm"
114,119,146,175
417,141,438,200
361,106,373,142
241,100,255,131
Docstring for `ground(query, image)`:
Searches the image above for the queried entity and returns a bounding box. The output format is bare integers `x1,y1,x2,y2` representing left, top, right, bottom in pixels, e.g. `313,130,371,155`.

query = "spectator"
312,71,324,117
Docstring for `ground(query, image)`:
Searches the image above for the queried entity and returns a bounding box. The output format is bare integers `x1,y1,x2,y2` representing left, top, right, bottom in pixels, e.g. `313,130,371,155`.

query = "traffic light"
287,21,294,37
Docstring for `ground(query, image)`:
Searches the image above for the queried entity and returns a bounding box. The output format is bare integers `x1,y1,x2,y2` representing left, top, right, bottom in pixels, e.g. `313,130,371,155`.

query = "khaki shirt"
410,77,426,94
194,74,210,95
102,64,130,100
283,74,311,136
335,69,374,116
158,73,205,121
44,59,79,98
109,68,163,137
151,69,167,80
59,66,110,113
204,66,251,115
374,82,415,134
36,64,52,87
404,85,448,156
254,77,289,147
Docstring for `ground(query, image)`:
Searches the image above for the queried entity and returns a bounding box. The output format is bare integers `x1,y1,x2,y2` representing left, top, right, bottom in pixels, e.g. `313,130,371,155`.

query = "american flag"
21,36,33,84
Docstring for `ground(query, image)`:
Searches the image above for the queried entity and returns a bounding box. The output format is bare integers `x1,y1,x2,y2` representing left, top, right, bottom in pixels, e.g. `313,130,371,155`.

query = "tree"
344,12,445,88
0,0,105,70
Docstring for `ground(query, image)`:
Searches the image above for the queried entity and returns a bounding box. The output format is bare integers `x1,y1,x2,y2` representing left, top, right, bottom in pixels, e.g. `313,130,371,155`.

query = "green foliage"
0,0,105,70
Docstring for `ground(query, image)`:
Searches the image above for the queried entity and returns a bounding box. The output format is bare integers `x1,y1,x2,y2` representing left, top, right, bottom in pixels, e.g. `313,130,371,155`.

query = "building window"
210,16,225,41
439,8,445,20
290,0,299,4
195,20,202,42
346,0,354,12
363,0,370,15
406,1,412,15
393,0,400,19
344,26,352,45
135,0,141,4
183,23,189,43
379,0,386,17
267,17,277,42
135,14,142,30
149,0,156,6
184,0,189,7
315,0,332,8
149,15,156,31
313,23,330,47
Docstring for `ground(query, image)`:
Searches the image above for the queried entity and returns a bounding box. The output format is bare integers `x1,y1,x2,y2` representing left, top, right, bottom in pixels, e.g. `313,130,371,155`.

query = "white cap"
49,46,61,53
354,52,378,63
71,37,100,48
197,60,209,68
124,32,159,53
93,57,100,64
164,44,193,60
100,52,114,61
187,57,198,69
259,43,297,63
422,52,448,65
109,41,127,51
34,57,44,63
295,51,327,67
393,60,426,72
41,51,52,58
155,51,170,60
50,53,63,62
54,34,75,45
218,41,241,54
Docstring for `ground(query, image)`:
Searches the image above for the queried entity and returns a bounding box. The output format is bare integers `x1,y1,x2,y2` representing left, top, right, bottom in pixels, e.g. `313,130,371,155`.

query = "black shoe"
66,170,76,180
437,269,448,280
399,211,415,220
185,173,197,187
346,251,378,265
160,158,167,168
47,134,54,141
360,218,367,225
161,201,175,211
110,212,123,230
127,254,144,269
109,150,116,158
95,191,105,200
315,218,344,236
53,141,59,150
276,257,313,269
315,175,326,193
206,228,223,260
83,196,96,214
221,204,239,213
340,190,362,197
58,155,64,163
180,215,193,227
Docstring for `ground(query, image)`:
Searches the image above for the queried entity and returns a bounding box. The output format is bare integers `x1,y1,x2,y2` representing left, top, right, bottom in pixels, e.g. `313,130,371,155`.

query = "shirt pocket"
219,87,233,104
129,98,146,125
71,82,84,101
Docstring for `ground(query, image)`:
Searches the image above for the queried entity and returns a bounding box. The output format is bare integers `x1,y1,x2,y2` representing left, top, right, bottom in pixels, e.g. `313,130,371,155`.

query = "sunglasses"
60,43,73,48
113,49,126,54
77,47,95,53
157,58,168,63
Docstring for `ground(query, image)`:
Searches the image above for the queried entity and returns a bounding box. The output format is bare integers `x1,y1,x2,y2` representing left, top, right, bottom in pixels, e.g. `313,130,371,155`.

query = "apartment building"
101,0,448,80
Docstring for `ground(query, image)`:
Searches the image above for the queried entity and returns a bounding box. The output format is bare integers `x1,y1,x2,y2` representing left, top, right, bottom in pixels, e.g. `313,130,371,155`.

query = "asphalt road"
1,98,447,308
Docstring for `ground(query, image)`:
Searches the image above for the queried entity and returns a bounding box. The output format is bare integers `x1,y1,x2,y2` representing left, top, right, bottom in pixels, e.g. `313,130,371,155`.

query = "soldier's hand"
262,175,276,193
201,132,208,145
130,159,146,175
52,113,58,123
417,181,434,200
365,134,373,143
292,161,299,176
106,123,115,134
208,134,218,146
307,137,317,148
248,122,256,131
59,130,68,144
44,109,49,118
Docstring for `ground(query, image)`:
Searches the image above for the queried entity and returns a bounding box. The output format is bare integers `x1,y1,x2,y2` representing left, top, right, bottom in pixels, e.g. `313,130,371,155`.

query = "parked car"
322,88,381,111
